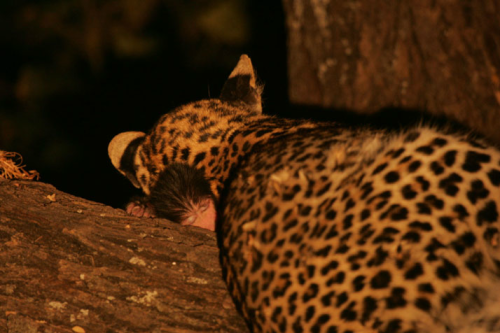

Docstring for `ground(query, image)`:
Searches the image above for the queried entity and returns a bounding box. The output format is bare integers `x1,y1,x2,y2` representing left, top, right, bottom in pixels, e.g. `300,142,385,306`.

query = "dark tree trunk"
282,0,500,142
0,179,247,332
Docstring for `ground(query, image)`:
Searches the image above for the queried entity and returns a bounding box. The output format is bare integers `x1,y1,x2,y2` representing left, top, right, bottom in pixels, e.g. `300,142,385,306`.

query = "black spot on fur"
391,207,408,221
416,176,430,191
451,232,476,255
399,156,411,164
358,224,375,245
436,259,459,280
250,281,259,302
343,214,354,230
321,291,335,306
370,270,391,289
305,305,315,322
439,216,455,232
181,147,190,161
418,283,435,293
380,204,403,220
432,137,448,147
292,317,303,333
160,150,172,165
375,200,389,211
272,275,291,298
344,198,355,212
424,195,444,209
430,161,445,175
311,314,331,333
392,148,405,158
386,287,406,308
250,249,264,273
425,238,446,261
439,173,463,196
476,201,498,226
415,298,432,312
405,263,424,280
303,283,319,303
380,191,392,199
325,225,339,240
409,220,433,231
487,169,500,186
360,209,371,221
335,244,350,254
321,260,339,276
408,160,421,172
384,171,400,183
327,272,345,285
283,185,301,201
360,182,374,200
416,145,434,155
299,205,312,217
193,152,206,166
401,185,417,199
326,326,338,333
262,202,279,222
385,319,402,333
462,151,491,172
340,302,357,321
316,183,332,197
353,275,366,291
453,204,469,219
373,227,399,244
467,179,489,204
283,219,298,232
465,252,483,275
417,203,432,215
404,132,420,142
210,146,219,156
198,133,210,143
372,163,388,175
325,209,337,220
361,296,377,323
336,292,348,307
483,227,499,244
444,150,457,167
315,245,332,257
402,231,421,243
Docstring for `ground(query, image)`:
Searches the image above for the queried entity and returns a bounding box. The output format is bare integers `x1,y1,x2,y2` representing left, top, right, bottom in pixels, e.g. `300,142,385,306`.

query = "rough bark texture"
0,178,247,333
282,0,500,142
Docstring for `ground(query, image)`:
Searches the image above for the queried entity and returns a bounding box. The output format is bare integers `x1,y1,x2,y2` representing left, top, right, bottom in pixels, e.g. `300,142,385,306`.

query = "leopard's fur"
109,55,500,333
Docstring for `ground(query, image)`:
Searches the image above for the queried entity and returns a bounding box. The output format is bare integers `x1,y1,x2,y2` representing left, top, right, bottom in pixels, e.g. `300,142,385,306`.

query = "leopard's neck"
202,116,321,199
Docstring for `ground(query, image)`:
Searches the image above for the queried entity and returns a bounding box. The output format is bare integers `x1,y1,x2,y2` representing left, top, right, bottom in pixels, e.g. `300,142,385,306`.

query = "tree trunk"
0,178,247,332
282,0,500,142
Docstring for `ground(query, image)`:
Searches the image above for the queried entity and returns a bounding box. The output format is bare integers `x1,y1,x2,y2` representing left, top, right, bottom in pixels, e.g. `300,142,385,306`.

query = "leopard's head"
108,55,263,194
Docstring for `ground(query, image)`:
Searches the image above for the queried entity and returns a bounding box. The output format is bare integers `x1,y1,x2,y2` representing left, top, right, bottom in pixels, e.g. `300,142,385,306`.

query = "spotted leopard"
109,55,500,333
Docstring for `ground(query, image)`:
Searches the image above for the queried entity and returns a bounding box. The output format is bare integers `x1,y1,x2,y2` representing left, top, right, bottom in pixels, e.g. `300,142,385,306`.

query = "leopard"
108,55,500,333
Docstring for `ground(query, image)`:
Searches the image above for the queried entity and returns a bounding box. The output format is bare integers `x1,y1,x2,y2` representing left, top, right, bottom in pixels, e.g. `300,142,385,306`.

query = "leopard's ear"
220,54,263,113
108,131,145,188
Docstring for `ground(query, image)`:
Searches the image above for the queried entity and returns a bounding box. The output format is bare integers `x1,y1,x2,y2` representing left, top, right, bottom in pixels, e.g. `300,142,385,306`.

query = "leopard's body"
109,55,500,333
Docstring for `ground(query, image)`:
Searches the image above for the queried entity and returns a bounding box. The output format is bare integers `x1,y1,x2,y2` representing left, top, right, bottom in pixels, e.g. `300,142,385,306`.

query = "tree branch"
0,179,247,332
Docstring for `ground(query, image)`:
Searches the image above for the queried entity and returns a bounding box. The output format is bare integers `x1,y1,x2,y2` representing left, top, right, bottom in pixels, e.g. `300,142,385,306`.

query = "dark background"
0,0,288,207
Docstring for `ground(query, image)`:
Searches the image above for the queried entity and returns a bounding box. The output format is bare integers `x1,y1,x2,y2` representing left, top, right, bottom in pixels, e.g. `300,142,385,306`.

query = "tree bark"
0,178,247,332
282,0,500,142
